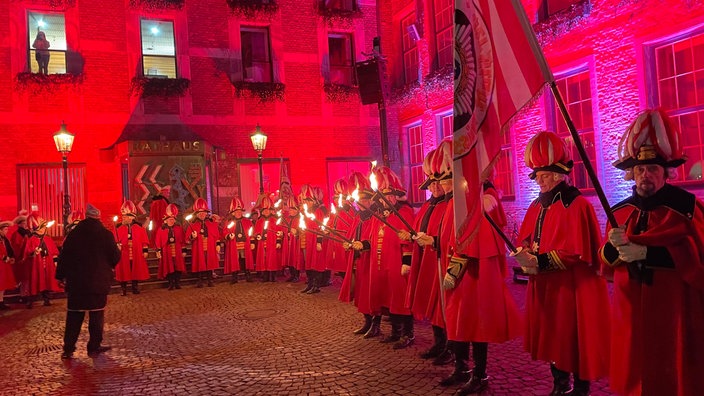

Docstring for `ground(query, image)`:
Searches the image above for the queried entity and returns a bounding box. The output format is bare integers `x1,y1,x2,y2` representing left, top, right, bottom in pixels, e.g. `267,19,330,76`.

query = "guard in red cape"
339,171,381,337
23,214,61,308
155,204,186,290
186,198,221,287
148,188,170,246
9,210,31,301
514,131,610,396
325,178,353,278
600,109,704,396
115,200,150,295
65,210,84,234
432,139,523,395
0,220,17,310
222,197,254,284
253,195,283,282
299,184,326,294
401,148,448,360
282,195,302,282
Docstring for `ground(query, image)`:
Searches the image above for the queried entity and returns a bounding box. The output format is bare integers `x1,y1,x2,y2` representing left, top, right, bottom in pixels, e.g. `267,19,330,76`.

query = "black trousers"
63,310,105,353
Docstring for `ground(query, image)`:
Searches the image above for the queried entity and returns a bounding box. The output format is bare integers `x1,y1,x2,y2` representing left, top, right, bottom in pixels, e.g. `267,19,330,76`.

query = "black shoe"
456,374,489,395
432,349,455,366
550,384,571,396
564,389,589,396
121,288,127,296
380,334,401,344
132,288,140,295
43,299,51,306
306,286,320,294
87,346,112,358
26,301,33,309
353,323,371,335
420,344,444,359
290,276,299,283
207,280,214,287
363,324,381,339
393,335,415,350
0,302,9,310
61,351,73,360
439,370,471,386
300,284,313,293
175,283,182,289
167,283,174,291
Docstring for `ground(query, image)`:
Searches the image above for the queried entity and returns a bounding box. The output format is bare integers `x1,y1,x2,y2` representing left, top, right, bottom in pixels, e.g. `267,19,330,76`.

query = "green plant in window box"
232,81,285,103
323,83,359,103
316,2,363,27
226,0,279,19
130,76,190,98
14,72,83,95
129,0,185,9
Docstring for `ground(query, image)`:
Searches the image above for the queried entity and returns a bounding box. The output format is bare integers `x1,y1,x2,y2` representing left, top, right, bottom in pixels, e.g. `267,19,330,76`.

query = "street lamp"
250,124,267,194
53,121,75,231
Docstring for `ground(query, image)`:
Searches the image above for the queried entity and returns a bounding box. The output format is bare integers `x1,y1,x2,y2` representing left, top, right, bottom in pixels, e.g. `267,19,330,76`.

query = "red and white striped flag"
453,0,553,254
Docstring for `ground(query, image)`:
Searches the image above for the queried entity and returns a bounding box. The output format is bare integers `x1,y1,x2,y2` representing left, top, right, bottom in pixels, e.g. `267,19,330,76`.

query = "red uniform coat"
186,219,221,272
253,216,283,271
282,216,302,271
339,211,376,315
23,234,61,293
222,217,254,273
517,182,610,380
0,235,17,290
325,208,354,272
444,187,523,343
405,195,448,324
9,228,30,285
149,197,168,245
369,204,414,315
600,184,704,396
154,224,186,278
115,223,150,281
303,206,328,272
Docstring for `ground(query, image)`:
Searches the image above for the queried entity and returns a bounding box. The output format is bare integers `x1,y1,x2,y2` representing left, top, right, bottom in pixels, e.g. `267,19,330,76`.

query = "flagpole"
549,82,617,228
483,212,518,254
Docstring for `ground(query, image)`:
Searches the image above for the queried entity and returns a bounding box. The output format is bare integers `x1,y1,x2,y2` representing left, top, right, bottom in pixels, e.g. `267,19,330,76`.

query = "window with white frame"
328,33,355,86
434,0,453,70
408,124,425,204
438,113,453,142
241,27,273,83
141,19,177,78
28,11,67,75
548,68,596,190
493,131,515,198
537,0,584,23
402,13,419,86
649,30,704,182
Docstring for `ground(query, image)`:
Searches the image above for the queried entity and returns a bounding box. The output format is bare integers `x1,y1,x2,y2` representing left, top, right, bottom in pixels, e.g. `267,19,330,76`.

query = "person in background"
56,204,121,360
32,30,50,75
186,198,221,288
0,220,17,310
222,197,254,284
155,204,186,290
23,213,61,308
115,200,150,295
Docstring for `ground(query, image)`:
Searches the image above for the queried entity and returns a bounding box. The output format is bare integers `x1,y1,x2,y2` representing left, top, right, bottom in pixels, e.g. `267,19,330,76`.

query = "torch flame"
369,172,379,191
148,220,153,231
298,213,306,230
330,203,337,214
264,220,269,230
113,215,118,222
371,160,377,169
185,214,193,221
322,217,329,230
227,221,235,229
46,220,55,228
248,226,253,237
338,194,343,208
274,199,282,208
244,212,251,218
276,217,282,225
351,189,360,202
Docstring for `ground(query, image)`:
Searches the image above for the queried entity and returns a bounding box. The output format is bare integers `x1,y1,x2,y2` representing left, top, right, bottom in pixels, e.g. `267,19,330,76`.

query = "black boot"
286,267,296,282
363,315,382,339
231,272,238,284
245,270,253,282
421,326,446,359
131,280,140,294
565,374,590,396
393,315,415,349
270,271,276,282
456,342,489,395
174,271,182,289
353,314,372,335
381,314,402,343
306,271,321,294
196,273,204,288
42,291,51,306
439,342,470,386
433,339,455,366
207,271,214,287
121,282,128,296
300,270,313,293
291,269,299,282
167,274,175,290
550,364,571,396
26,296,34,309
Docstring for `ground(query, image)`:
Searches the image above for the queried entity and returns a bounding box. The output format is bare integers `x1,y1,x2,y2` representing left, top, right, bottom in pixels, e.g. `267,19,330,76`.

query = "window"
537,0,583,23
434,0,453,69
241,27,273,83
17,164,86,238
328,33,355,86
438,113,453,141
548,69,596,189
493,131,515,198
319,0,356,11
649,31,704,182
408,124,425,204
141,19,177,78
401,13,419,85
28,11,67,74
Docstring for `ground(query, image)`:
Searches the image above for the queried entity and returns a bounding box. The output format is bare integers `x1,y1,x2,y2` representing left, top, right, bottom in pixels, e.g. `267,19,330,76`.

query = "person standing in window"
32,30,50,75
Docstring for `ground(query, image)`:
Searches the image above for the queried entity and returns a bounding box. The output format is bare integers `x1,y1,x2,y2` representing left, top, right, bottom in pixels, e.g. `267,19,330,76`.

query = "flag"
453,0,553,254
278,155,293,203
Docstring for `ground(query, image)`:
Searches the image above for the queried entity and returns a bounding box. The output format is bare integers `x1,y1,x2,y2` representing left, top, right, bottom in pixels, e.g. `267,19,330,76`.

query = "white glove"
250,243,255,250
397,230,411,241
351,241,364,250
343,242,351,250
191,231,198,239
401,264,411,276
617,243,647,262
117,243,122,251
414,232,434,247
482,193,498,213
156,251,162,259
216,245,221,253
276,243,282,249
316,242,322,252
291,228,298,236
442,273,456,290
608,227,629,247
142,252,149,258
227,233,235,241
511,247,538,274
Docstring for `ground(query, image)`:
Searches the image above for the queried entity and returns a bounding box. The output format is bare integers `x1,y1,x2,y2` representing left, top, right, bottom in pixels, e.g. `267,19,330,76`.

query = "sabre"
350,189,402,234
330,202,351,227
370,173,417,236
304,206,350,240
304,226,348,244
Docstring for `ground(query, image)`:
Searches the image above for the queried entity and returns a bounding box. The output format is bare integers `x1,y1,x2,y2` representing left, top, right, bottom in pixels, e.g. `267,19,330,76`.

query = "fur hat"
229,197,245,213
13,209,29,225
27,214,47,231
333,178,349,197
0,220,12,229
121,200,138,216
613,108,686,172
432,139,453,182
192,198,209,213
86,204,101,219
419,148,438,190
164,204,178,220
524,131,574,179
371,166,406,200
348,171,373,199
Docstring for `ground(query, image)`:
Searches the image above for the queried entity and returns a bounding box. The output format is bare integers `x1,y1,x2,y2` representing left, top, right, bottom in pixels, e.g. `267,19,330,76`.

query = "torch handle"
373,192,416,235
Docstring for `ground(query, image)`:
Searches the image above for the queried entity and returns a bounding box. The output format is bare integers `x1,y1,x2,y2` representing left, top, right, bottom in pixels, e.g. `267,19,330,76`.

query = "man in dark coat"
56,203,121,359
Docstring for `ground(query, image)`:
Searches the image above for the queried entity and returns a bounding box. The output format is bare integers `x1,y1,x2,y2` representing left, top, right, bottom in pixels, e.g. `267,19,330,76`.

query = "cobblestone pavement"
0,277,613,395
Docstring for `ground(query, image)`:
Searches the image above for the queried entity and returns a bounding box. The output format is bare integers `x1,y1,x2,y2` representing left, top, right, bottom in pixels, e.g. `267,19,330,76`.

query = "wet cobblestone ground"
0,277,613,395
